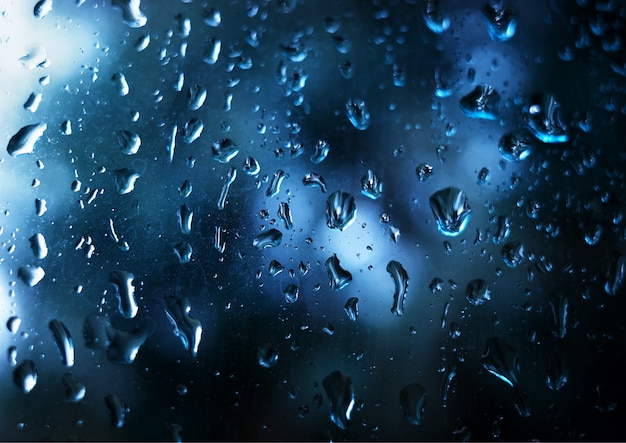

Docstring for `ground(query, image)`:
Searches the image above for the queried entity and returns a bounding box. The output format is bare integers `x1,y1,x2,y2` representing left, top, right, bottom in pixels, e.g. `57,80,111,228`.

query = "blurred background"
0,0,625,440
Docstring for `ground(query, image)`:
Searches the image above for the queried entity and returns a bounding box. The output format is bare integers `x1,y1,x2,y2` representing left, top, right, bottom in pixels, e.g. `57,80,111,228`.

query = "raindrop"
187,85,207,111
399,383,426,425
423,0,450,33
18,265,45,287
322,370,355,430
493,215,511,244
482,1,517,41
325,254,352,290
257,343,279,368
62,373,86,402
266,170,286,198
23,92,43,113
212,139,239,163
605,250,625,295
49,319,75,367
346,98,370,130
481,337,520,387
459,84,500,120
105,394,129,428
165,296,202,358
7,123,47,157
203,38,222,65
310,139,330,164
546,350,568,390
498,132,533,161
360,169,383,200
524,94,568,143
548,292,568,338
182,118,203,144
269,260,285,277
106,318,155,364
173,241,192,264
111,72,130,96
7,316,21,333
243,156,261,176
466,279,491,306
326,191,357,231
14,360,37,393
178,204,193,234
501,240,525,267
113,168,141,194
302,172,327,192
278,202,293,230
416,163,434,182
253,229,283,249
283,284,299,303
429,187,472,237
344,297,359,321
34,0,53,19
116,130,141,155
134,34,150,52
109,270,138,319
388,260,409,316
217,168,237,210
29,233,48,259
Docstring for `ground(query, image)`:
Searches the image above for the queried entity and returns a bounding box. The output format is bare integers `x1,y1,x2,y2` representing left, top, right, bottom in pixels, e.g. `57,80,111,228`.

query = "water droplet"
392,64,406,87
211,139,239,164
493,215,511,244
278,202,293,230
326,191,356,231
430,277,444,294
203,38,221,65
344,297,359,321
253,229,283,249
302,172,327,192
134,34,150,52
257,343,279,368
500,240,525,267
269,260,284,277
322,370,355,430
14,359,37,393
109,270,138,319
310,139,330,164
34,0,53,19
360,169,383,200
182,118,203,144
325,254,352,290
49,319,75,367
178,204,193,234
524,94,568,143
111,72,130,96
546,350,568,390
459,85,500,120
106,318,155,364
113,168,141,194
548,292,568,338
111,0,147,27
481,337,520,387
283,284,299,303
243,156,261,176
584,223,603,245
512,386,530,417
105,393,129,428
429,187,472,237
466,279,491,306
440,364,457,405
175,13,191,38
339,61,354,79
116,130,141,155
83,312,111,350
179,180,192,198
423,0,450,33
399,383,426,425
165,296,202,358
29,233,48,259
7,316,21,333
23,92,43,112
173,242,192,264
498,132,533,161
18,265,45,287
387,260,409,316
482,1,517,41
416,163,434,182
346,98,370,130
331,34,352,54
476,167,490,186
62,372,86,402
266,169,285,198
594,384,618,413
605,250,625,295
217,168,237,210
7,123,47,157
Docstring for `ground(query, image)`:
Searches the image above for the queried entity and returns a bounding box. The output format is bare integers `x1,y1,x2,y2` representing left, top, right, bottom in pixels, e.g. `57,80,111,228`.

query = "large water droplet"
18,264,45,287
466,279,491,306
605,250,625,295
111,72,130,96
326,191,356,231
29,233,48,259
325,254,352,290
62,372,86,402
105,393,130,428
429,187,472,236
346,98,370,130
111,0,147,28
344,297,359,321
266,169,285,198
459,85,500,120
423,0,450,33
212,138,239,163
165,296,202,358
109,270,138,319
482,1,517,41
283,284,299,303
113,168,141,194
14,359,38,393
481,337,520,387
360,169,383,200
116,130,141,155
203,38,221,64
546,350,568,390
548,292,568,338
106,318,155,364
173,241,193,264
524,94,568,143
387,260,409,316
253,229,283,249
322,370,355,430
7,123,47,157
34,0,53,19
49,319,75,367
501,240,525,267
178,204,193,234
182,118,203,144
257,343,279,368
310,139,330,164
498,132,533,161
399,383,426,425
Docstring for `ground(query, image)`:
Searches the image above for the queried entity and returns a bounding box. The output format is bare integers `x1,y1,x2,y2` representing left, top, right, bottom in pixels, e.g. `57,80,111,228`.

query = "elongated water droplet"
440,364,457,405
35,198,47,216
167,124,177,163
548,292,568,338
266,169,285,198
116,130,141,155
23,92,43,112
344,297,359,321
243,156,260,176
605,250,625,295
182,118,203,144
217,168,237,210
165,296,202,358
187,84,207,111
109,270,138,319
546,350,568,390
388,260,409,316
105,393,129,428
111,72,129,96
134,34,150,51
62,372,86,402
302,172,327,192
459,84,500,120
399,383,426,425
326,191,356,231
18,264,45,287
346,98,370,130
493,216,511,244
178,204,193,234
173,241,192,264
524,94,568,143
323,370,355,430
283,284,299,303
423,0,450,33
49,319,75,367
253,229,283,249
466,279,491,306
481,337,520,387
29,233,48,259
360,169,383,200
204,38,221,64
14,359,37,393
429,187,472,236
326,254,352,290
34,0,53,19
111,0,146,28
7,123,47,157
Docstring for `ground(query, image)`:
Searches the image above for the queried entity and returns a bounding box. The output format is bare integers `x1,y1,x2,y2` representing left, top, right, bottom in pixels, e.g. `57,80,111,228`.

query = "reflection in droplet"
111,72,130,96
62,372,86,402
325,254,352,291
429,187,472,237
109,270,138,319
243,156,261,176
302,172,327,192
283,284,299,303
310,139,330,164
165,296,202,358
253,229,283,249
423,0,450,33
326,191,357,231
14,359,38,393
34,0,53,19
173,241,193,264
178,204,193,234
387,260,409,316
7,123,47,157
49,319,75,367
499,132,533,161
399,383,426,425
322,370,355,430
459,85,500,120
277,202,293,230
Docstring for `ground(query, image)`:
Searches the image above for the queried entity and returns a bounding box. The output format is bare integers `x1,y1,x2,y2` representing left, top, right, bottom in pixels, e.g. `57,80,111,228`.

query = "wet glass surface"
1,0,626,440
